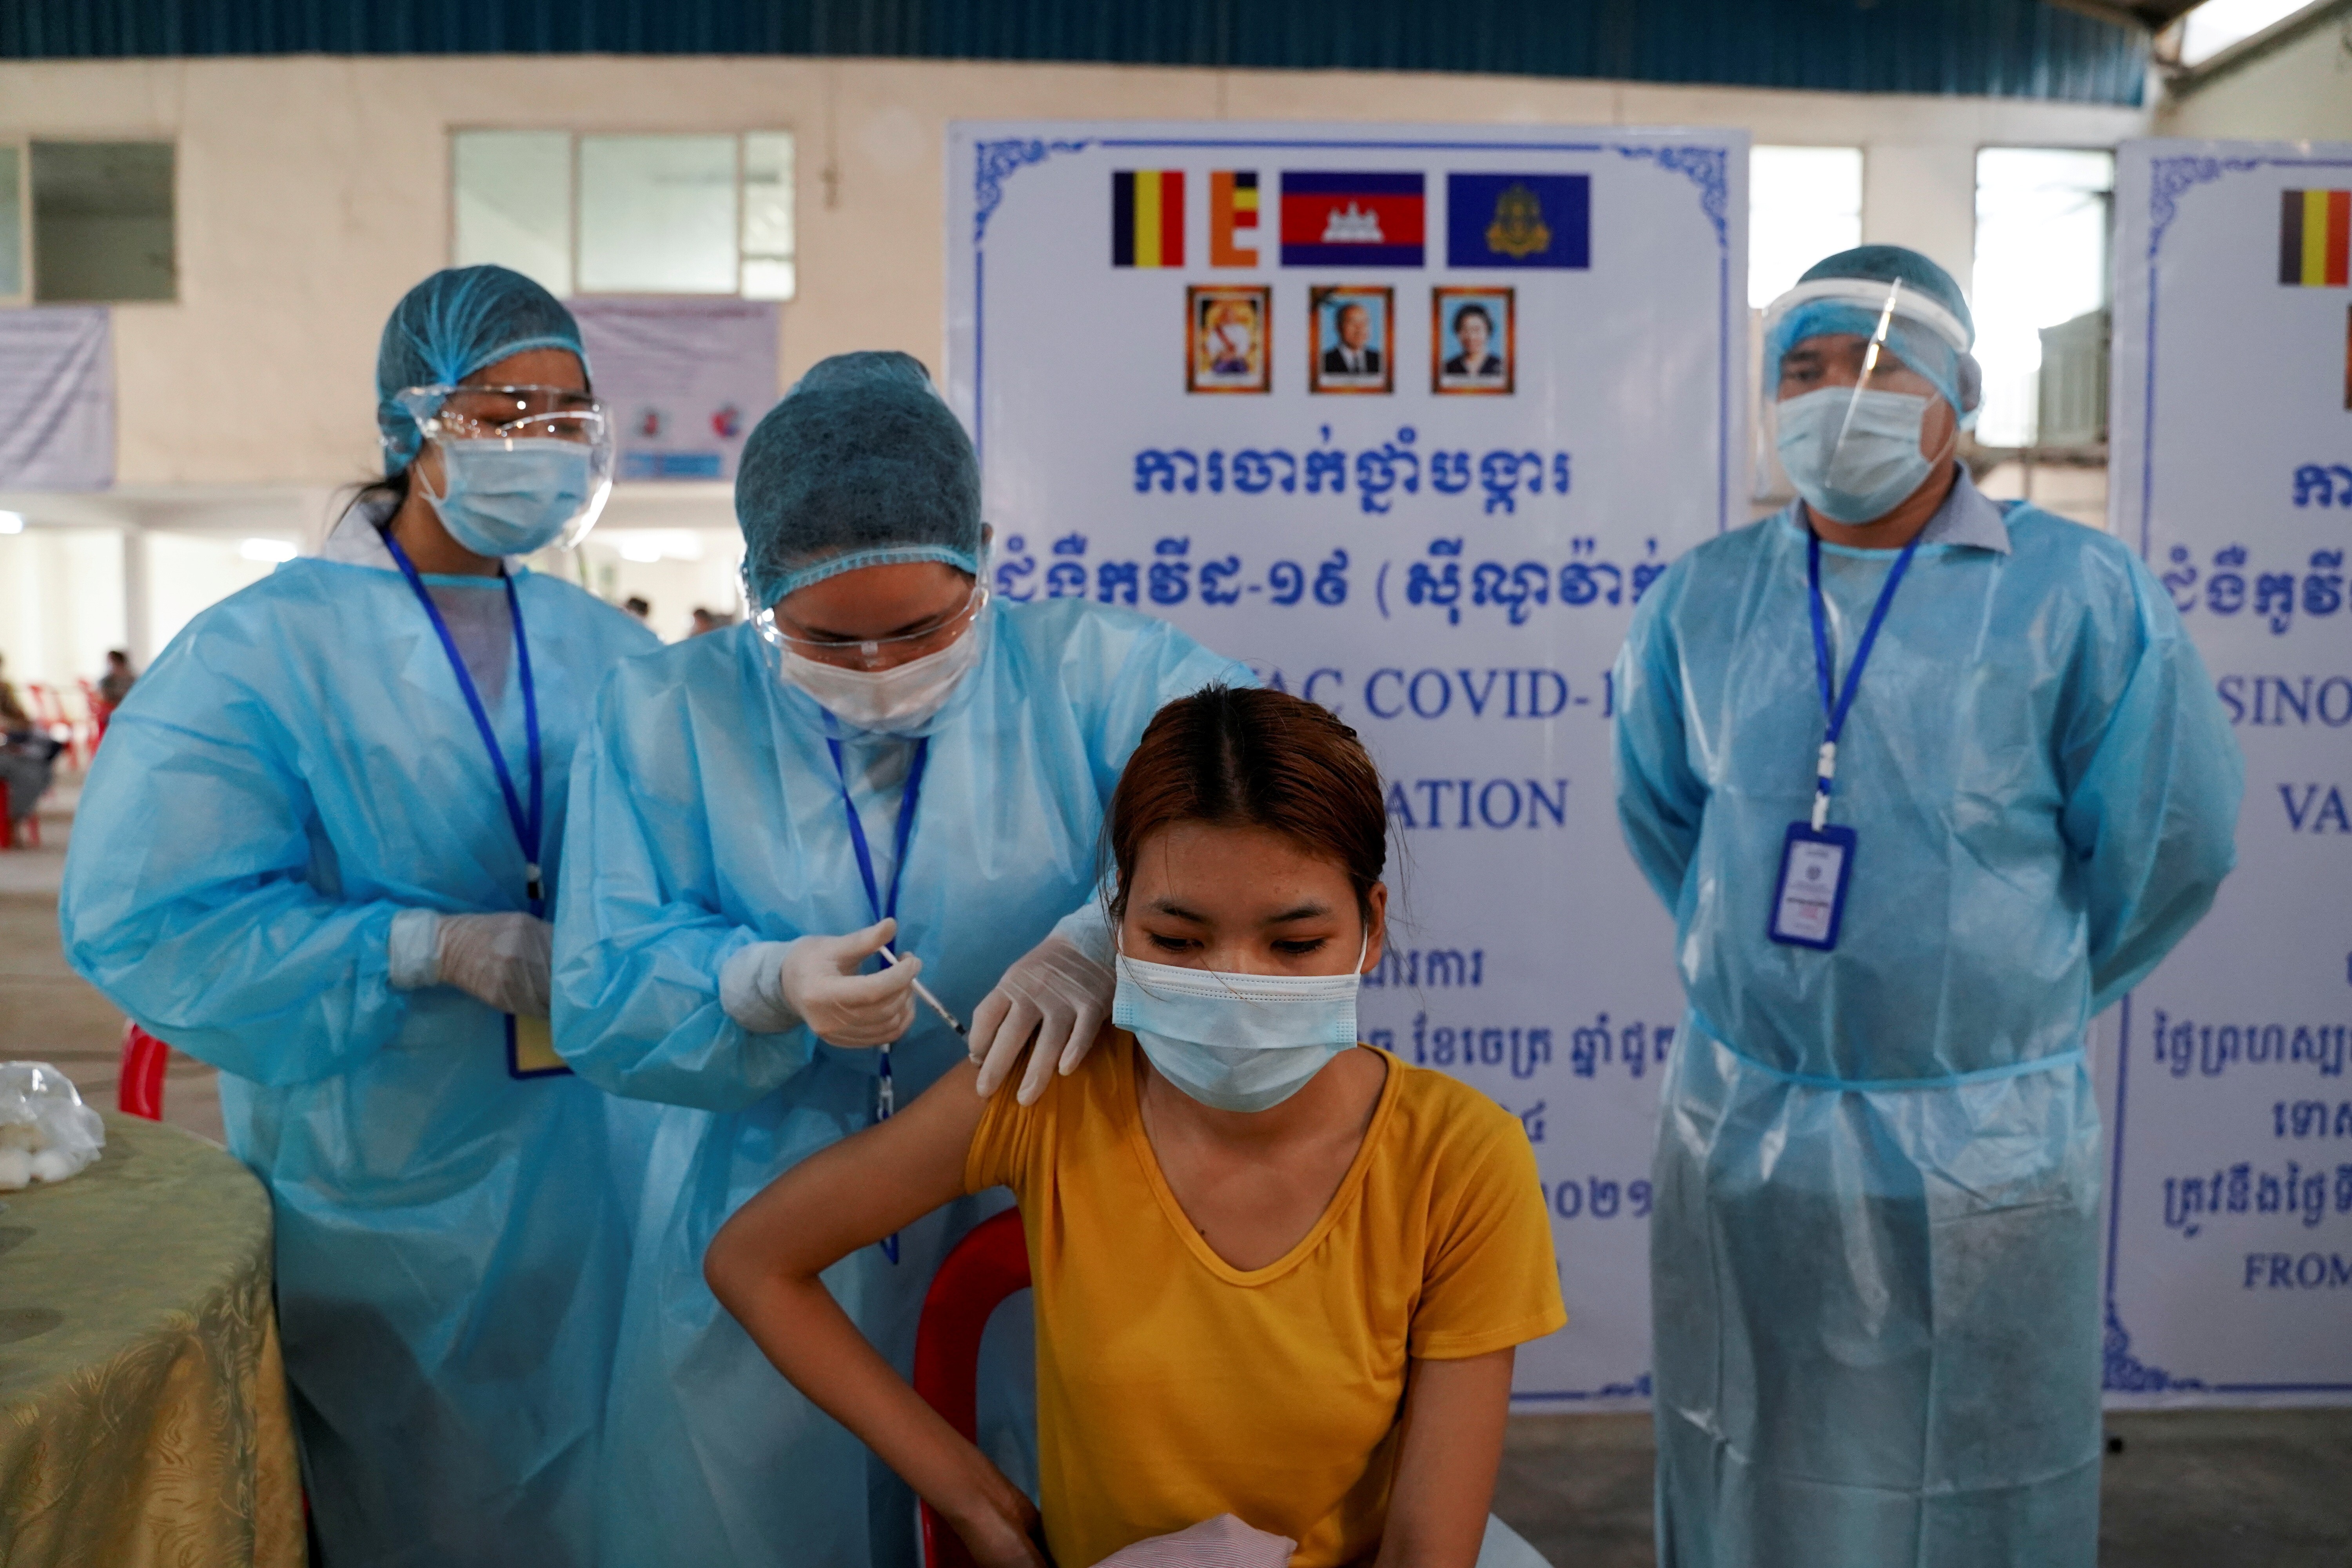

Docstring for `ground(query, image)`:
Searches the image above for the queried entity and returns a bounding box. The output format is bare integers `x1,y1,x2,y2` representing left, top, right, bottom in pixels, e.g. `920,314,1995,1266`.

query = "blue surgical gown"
552,596,1248,1568
1612,490,2240,1568
60,538,659,1568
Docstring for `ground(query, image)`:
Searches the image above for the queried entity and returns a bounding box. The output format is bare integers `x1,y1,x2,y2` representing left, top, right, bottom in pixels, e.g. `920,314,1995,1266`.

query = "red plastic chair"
78,679,112,755
911,1208,1033,1568
118,1022,171,1120
0,780,34,849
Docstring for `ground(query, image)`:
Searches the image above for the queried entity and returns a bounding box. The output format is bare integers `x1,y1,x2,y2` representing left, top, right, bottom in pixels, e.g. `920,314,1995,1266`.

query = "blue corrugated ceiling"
0,0,2150,106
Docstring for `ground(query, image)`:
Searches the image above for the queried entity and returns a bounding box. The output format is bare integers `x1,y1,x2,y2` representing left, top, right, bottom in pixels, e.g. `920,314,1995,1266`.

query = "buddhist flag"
1112,171,1185,268
1210,171,1259,267
2279,190,2350,287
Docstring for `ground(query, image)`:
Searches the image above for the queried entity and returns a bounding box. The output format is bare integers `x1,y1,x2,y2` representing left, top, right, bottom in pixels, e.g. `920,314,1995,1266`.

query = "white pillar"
1860,141,1980,302
122,524,152,668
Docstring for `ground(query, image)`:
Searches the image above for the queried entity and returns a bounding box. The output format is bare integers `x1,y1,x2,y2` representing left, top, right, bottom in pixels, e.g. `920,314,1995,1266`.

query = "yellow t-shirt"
964,1036,1567,1568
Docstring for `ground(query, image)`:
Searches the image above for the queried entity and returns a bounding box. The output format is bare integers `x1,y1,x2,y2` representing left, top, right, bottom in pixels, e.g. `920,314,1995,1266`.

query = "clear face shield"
392,383,617,551
1765,280,1964,526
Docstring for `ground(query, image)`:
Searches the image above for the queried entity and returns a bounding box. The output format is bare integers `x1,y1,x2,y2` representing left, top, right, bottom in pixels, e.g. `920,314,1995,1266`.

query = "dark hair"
355,465,412,517
1455,303,1493,332
1107,686,1387,921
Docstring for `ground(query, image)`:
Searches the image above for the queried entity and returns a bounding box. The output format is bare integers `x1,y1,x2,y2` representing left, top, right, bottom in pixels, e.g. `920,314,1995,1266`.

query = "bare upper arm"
1377,1348,1516,1568
707,1057,995,1296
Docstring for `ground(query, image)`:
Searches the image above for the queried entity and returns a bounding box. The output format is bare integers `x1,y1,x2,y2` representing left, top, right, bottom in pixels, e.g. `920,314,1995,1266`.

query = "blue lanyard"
1804,526,1922,831
824,735,930,931
824,733,928,1263
383,533,545,917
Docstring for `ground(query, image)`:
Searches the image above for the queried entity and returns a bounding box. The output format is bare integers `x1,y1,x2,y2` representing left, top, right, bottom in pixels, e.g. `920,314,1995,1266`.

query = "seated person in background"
96,648,138,709
709,685,1566,1568
0,657,60,832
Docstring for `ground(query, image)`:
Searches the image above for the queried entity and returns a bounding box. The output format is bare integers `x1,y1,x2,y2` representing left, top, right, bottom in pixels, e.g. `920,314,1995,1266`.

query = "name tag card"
508,1016,570,1079
1769,822,1856,951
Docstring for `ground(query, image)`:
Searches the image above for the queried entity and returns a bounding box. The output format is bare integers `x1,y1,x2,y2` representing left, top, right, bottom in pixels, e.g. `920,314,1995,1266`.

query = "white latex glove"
779,917,918,1048
969,933,1115,1105
436,912,555,1019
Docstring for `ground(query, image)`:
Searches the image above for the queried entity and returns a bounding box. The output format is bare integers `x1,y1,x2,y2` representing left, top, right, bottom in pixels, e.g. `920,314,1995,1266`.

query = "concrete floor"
1490,1408,2352,1567
9,776,2351,1566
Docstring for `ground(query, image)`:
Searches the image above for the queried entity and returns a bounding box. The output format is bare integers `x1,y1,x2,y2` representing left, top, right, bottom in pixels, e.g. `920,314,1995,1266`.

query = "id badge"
1769,822,1856,951
506,1015,571,1079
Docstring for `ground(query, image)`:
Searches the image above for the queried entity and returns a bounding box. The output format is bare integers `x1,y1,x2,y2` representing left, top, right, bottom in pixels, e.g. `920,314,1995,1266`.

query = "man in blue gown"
1613,246,2242,1567
553,351,1249,1566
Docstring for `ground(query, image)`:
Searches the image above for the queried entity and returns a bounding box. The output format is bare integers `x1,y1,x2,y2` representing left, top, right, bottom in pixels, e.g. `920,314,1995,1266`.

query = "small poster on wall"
570,298,780,483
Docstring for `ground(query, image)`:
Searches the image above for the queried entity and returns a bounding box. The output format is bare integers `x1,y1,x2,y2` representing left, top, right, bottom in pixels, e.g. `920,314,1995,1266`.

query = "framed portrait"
1308,285,1395,395
1433,286,1514,395
1187,284,1272,394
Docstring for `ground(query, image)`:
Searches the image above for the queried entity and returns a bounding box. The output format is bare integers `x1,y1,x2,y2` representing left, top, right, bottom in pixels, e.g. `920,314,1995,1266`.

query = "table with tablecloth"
0,1108,301,1566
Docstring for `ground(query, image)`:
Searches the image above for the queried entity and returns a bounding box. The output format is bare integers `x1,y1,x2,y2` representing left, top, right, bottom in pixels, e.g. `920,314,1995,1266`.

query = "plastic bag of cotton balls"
0,1062,106,1191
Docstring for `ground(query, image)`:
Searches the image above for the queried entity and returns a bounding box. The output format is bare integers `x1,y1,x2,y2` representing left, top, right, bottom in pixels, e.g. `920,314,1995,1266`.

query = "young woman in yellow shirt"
708,686,1567,1567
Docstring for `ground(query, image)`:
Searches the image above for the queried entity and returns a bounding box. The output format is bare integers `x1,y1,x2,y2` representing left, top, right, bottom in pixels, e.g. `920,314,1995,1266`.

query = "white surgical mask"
1775,386,1937,525
778,617,985,733
1114,937,1365,1114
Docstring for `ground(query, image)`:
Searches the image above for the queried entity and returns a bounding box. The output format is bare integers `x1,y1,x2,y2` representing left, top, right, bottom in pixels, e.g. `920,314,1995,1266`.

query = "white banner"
0,306,113,491
2107,140,2352,1405
948,121,1747,1403
570,298,779,482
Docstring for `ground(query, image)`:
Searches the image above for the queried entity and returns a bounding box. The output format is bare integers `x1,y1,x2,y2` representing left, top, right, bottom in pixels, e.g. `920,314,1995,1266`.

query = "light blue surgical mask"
1114,938,1365,1114
425,438,595,558
1775,386,1936,525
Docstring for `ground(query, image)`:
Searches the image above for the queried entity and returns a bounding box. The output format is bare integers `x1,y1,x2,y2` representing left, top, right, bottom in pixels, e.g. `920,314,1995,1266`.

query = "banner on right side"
2107,139,2352,1405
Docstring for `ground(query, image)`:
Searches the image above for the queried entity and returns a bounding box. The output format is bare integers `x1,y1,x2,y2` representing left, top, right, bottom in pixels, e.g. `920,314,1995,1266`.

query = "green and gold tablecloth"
0,1110,301,1566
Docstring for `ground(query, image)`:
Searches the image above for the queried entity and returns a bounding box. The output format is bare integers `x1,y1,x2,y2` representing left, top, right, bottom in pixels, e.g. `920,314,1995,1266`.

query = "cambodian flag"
1280,172,1425,267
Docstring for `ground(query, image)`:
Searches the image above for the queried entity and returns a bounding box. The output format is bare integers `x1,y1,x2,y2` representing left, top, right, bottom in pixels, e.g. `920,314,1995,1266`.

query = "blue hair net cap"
1762,244,1982,421
376,265,588,471
737,351,984,608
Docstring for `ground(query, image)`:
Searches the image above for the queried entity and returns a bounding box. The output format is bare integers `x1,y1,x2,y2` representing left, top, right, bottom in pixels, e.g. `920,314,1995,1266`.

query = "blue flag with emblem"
1446,173,1590,269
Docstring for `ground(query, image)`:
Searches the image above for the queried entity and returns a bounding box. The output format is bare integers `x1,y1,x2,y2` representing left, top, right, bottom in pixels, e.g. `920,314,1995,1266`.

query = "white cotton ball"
0,1149,31,1190
28,1150,72,1184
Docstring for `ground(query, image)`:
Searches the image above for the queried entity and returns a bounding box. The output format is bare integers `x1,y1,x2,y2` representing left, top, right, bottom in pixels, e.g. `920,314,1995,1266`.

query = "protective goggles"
390,383,618,548
750,574,989,671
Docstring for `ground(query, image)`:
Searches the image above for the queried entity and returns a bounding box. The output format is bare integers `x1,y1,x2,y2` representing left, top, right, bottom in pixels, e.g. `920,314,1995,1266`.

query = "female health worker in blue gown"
553,351,1251,1567
1613,246,2243,1567
60,266,660,1567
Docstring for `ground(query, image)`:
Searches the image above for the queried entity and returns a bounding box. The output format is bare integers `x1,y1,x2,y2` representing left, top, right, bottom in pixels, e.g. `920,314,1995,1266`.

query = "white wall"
143,531,279,654
2159,13,2352,141
0,53,2152,491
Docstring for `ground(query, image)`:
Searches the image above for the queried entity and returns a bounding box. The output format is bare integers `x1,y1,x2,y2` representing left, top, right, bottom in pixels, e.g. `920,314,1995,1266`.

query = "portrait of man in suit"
1325,303,1380,374
1310,286,1394,394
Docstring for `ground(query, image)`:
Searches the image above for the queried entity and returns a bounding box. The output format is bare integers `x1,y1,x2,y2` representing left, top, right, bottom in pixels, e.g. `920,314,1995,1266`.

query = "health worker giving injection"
552,351,1250,1567
1613,245,2242,1568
